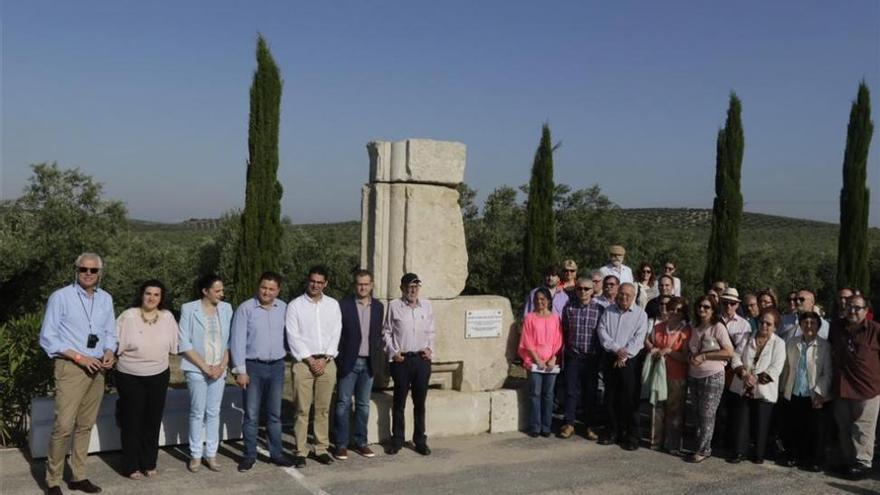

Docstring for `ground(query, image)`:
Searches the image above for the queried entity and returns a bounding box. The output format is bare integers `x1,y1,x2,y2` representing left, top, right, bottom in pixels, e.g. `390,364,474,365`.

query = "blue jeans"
242,359,285,460
529,371,557,434
185,370,226,459
334,358,374,448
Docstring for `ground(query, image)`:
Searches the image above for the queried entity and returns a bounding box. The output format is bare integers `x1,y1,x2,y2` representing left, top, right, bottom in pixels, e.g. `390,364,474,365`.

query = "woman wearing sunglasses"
684,295,734,463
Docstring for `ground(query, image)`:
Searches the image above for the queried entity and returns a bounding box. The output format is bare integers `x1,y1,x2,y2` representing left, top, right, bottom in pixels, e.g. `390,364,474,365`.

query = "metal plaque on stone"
465,309,503,338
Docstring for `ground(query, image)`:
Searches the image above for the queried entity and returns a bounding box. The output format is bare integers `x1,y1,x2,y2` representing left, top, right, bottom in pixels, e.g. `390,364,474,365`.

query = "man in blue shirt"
231,272,293,471
597,283,648,451
39,253,117,495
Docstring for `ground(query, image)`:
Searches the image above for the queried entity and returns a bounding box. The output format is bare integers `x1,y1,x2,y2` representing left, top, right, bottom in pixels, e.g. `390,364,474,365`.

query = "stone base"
29,386,243,459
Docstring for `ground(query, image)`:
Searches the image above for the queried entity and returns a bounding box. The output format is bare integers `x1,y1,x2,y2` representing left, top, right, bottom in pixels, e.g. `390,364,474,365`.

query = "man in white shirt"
286,266,342,468
662,261,682,296
598,245,633,285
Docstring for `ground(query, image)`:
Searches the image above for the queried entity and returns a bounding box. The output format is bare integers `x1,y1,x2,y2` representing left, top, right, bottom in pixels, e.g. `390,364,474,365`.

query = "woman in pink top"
115,279,179,480
684,294,734,463
518,288,563,437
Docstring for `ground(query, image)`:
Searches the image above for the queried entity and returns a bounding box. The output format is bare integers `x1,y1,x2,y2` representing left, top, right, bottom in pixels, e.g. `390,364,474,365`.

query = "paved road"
2,432,878,495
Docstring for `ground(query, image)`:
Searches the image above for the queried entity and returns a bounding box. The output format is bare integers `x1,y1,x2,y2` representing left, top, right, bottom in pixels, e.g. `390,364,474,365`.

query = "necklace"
140,308,159,325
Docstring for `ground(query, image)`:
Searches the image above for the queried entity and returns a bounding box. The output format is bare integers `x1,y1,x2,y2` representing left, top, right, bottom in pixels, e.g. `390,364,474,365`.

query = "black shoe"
527,431,539,438
803,463,822,473
621,439,639,451
778,457,797,467
597,435,617,446
238,457,256,472
751,457,764,465
68,479,102,493
387,443,402,455
314,453,334,465
270,456,294,468
47,487,63,495
726,455,744,464
844,464,870,480
292,456,306,469
414,444,432,456
539,432,551,438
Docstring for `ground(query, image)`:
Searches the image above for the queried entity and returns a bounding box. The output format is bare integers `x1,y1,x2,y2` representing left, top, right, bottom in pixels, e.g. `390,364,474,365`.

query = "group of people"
39,252,435,495
518,245,879,481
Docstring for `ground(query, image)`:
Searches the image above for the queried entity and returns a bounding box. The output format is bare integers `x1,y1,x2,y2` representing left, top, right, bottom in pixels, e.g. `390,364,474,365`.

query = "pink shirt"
518,312,563,370
116,308,179,376
687,322,733,379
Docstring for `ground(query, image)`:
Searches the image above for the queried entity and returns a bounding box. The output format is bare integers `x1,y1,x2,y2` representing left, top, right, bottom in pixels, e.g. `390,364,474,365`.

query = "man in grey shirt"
597,283,648,450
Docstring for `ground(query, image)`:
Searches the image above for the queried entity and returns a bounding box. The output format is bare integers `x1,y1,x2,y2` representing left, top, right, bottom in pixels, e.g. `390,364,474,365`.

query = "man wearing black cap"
383,273,435,455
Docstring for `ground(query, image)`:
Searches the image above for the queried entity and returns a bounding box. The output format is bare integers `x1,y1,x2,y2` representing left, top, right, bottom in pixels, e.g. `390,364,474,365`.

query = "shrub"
0,312,53,447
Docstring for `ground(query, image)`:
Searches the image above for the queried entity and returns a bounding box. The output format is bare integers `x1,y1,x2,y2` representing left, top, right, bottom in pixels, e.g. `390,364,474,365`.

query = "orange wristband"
74,354,82,363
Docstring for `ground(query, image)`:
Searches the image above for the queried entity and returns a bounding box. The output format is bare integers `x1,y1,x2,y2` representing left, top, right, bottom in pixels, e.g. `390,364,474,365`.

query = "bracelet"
74,354,82,363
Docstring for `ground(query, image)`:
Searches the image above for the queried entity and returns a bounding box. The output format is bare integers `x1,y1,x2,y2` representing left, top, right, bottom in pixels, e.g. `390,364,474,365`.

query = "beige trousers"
46,359,106,487
291,360,337,456
835,395,880,468
651,378,685,451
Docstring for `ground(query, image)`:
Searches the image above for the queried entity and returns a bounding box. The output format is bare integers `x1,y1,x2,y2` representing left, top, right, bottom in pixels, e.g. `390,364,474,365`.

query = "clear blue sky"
2,1,878,225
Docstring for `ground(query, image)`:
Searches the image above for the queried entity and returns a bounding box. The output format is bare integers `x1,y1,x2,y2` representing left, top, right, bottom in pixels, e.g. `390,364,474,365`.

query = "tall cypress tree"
523,123,558,291
703,93,744,290
233,35,284,304
836,82,873,294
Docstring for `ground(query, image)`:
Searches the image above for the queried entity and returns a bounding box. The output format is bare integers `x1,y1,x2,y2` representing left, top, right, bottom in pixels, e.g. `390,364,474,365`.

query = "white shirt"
722,313,752,350
778,314,830,342
285,293,342,361
672,276,682,297
599,263,633,285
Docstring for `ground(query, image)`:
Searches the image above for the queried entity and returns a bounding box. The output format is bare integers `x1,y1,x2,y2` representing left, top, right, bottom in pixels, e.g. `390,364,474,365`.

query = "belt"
311,354,333,361
402,352,421,358
247,358,284,364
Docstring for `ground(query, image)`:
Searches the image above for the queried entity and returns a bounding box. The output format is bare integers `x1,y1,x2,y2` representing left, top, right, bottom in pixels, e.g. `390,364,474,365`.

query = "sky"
1,1,879,225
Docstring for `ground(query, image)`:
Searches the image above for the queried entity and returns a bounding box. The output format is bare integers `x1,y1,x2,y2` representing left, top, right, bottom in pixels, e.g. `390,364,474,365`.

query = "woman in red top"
518,288,563,437
645,297,691,454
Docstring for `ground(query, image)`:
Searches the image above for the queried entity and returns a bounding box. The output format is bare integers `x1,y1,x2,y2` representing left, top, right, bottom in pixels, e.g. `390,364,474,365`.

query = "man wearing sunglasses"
39,253,117,495
778,289,830,342
829,295,880,480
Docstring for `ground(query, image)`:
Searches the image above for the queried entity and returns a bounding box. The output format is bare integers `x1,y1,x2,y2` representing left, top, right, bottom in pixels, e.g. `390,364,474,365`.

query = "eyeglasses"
664,266,674,271
848,306,867,313
77,267,100,274
575,287,592,292
592,280,602,285
563,269,576,273
712,286,725,292
698,304,713,310
759,320,775,326
641,269,652,274
722,301,738,306
796,297,807,303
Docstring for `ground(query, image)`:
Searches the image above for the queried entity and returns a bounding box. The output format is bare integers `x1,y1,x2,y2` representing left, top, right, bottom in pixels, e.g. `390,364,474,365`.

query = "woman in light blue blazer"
178,274,233,473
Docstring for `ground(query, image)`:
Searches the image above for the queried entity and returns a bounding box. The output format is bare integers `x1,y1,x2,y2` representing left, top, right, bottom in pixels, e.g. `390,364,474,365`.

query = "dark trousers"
783,396,826,465
116,368,170,475
603,356,639,442
390,355,431,446
563,350,600,427
732,396,774,460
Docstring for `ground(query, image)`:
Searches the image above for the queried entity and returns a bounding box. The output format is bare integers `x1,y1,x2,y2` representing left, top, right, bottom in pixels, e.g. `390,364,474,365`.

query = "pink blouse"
518,312,563,370
116,308,179,376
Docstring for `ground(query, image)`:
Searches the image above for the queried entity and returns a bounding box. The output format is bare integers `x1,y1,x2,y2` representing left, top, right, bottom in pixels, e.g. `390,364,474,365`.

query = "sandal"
144,469,158,477
129,471,144,480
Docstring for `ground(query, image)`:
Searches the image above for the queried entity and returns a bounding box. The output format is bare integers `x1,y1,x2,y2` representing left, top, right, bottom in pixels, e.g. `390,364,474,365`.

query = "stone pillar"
361,138,514,392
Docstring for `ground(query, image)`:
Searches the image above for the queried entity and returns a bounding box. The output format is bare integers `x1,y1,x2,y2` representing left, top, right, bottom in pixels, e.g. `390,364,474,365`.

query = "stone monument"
361,138,515,393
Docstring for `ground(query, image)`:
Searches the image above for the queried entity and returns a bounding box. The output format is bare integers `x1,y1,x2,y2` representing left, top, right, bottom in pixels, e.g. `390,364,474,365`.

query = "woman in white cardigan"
726,308,787,464
779,311,831,471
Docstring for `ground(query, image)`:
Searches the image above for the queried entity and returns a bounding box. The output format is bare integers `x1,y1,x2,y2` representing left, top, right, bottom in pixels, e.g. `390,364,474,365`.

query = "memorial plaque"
465,309,503,338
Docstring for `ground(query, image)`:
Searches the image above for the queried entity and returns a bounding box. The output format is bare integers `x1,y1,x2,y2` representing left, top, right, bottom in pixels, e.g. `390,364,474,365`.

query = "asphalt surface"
2,431,878,495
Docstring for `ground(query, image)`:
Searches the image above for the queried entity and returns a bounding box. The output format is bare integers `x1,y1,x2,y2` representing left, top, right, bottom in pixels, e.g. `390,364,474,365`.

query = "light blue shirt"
523,287,571,317
597,303,648,358
792,339,813,398
230,297,288,375
39,283,117,359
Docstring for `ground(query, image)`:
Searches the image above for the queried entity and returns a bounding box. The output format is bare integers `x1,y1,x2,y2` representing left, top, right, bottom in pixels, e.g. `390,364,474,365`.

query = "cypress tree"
836,82,873,294
703,93,744,290
523,123,558,291
233,35,284,304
